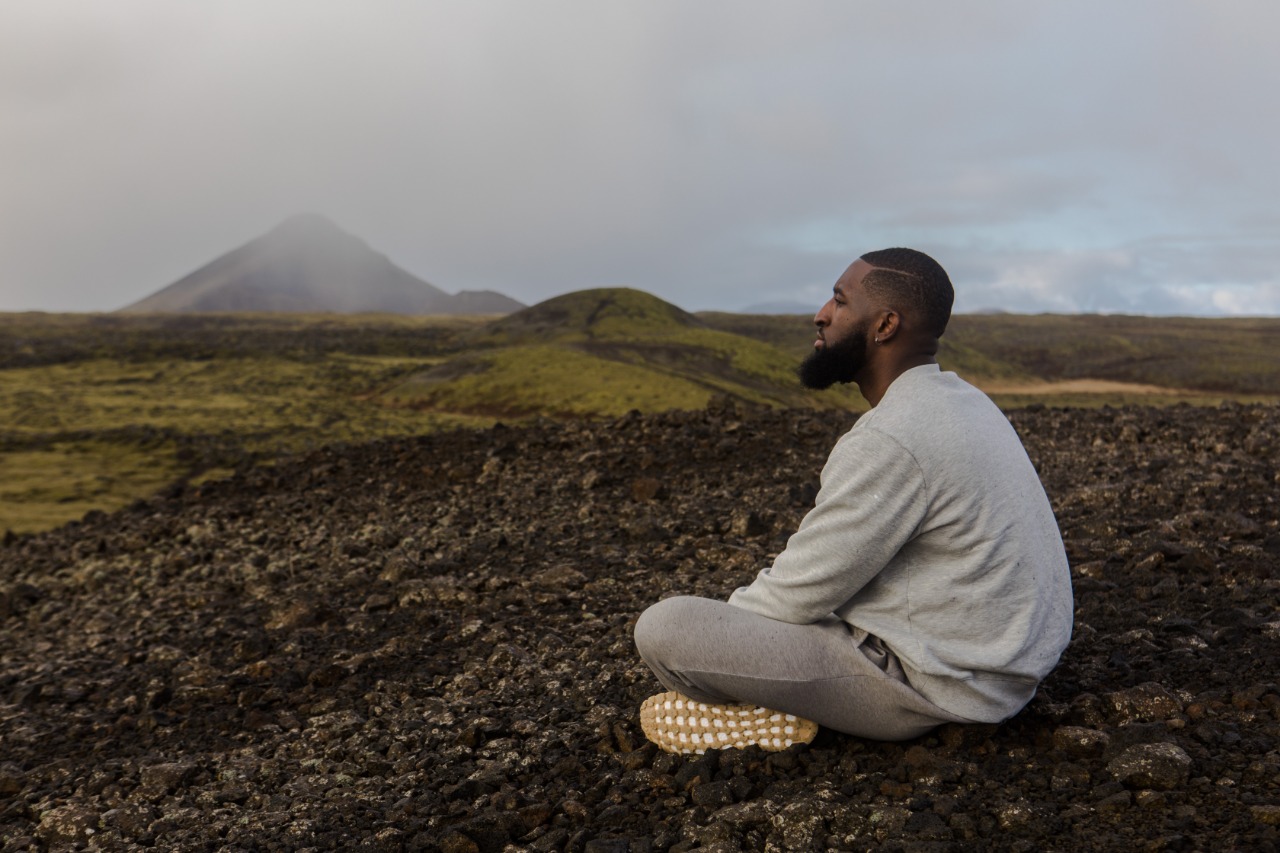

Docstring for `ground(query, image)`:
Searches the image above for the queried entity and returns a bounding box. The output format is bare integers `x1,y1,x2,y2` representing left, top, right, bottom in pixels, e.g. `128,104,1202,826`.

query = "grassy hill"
382,289,853,418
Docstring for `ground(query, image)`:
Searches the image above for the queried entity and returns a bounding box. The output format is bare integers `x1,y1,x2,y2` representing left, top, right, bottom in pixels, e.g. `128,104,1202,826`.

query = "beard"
798,324,868,390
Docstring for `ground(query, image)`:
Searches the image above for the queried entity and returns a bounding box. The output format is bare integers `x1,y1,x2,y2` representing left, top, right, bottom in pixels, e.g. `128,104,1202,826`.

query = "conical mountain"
119,214,524,315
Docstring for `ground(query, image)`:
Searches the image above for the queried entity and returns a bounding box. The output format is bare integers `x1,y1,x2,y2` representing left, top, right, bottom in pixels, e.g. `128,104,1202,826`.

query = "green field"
388,289,850,416
702,311,1280,395
2,298,1277,533
0,313,492,533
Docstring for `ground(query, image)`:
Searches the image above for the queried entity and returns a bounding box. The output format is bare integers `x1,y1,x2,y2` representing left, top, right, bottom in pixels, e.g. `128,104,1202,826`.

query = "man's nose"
814,301,830,327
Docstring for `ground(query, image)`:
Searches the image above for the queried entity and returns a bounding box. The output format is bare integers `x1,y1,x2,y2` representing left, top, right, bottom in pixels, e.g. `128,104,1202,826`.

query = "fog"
2,1,1278,315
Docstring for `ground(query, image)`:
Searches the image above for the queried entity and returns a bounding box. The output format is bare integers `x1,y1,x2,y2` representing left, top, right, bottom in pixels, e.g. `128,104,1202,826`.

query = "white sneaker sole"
639,690,818,754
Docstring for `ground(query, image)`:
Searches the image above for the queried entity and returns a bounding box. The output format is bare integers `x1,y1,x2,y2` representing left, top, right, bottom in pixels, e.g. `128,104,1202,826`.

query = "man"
633,248,1073,754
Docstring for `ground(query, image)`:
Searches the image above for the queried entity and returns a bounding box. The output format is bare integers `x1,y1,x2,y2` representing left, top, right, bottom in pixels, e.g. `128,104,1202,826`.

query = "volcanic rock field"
2,402,1278,851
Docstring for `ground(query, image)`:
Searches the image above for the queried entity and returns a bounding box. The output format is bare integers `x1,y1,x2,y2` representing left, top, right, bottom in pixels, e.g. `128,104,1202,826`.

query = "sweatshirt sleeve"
727,426,929,624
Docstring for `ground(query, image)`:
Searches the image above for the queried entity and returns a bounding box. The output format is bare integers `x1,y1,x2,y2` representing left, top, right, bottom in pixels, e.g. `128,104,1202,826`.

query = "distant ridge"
741,300,815,315
119,214,524,315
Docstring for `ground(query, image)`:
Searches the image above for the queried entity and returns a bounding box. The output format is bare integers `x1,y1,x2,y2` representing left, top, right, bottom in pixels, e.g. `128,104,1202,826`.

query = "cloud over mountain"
119,215,522,315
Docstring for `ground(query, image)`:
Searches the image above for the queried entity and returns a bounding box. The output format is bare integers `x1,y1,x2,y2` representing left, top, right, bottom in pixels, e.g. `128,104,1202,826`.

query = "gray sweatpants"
634,595,972,741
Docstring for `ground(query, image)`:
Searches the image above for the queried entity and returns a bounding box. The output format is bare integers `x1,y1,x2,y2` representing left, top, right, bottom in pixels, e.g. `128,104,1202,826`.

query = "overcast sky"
3,1,1278,315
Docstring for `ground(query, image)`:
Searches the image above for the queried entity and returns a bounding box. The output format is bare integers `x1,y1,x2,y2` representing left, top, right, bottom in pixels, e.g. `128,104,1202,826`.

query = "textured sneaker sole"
639,690,818,754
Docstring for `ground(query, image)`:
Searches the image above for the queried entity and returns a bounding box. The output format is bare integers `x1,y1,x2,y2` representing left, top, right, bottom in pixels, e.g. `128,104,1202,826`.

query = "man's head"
799,248,953,393
858,247,953,340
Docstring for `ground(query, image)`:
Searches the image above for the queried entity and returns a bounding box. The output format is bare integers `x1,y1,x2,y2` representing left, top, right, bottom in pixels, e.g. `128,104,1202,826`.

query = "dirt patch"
2,403,1278,850
978,378,1203,397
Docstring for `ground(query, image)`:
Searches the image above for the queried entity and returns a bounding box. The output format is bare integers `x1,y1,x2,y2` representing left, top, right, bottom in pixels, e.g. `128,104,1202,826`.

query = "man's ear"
875,310,900,343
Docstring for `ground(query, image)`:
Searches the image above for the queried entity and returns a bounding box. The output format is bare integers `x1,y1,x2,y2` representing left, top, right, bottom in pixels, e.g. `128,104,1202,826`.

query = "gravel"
2,401,1279,851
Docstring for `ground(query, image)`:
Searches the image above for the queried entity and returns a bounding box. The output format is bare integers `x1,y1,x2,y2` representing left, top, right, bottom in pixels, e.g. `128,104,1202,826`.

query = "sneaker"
639,690,818,754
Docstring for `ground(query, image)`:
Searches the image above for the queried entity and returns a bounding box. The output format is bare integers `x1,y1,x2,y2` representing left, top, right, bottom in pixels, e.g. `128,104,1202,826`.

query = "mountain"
118,214,524,315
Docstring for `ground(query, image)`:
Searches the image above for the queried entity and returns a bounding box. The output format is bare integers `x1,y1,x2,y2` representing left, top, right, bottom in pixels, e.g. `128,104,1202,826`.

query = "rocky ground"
2,401,1278,851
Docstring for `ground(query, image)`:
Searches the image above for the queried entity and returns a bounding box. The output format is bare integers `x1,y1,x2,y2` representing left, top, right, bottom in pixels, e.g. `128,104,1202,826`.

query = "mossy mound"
389,289,854,419
475,288,703,345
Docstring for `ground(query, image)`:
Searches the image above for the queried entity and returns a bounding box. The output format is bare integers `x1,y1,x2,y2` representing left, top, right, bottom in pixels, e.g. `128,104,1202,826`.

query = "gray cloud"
1,1,1277,315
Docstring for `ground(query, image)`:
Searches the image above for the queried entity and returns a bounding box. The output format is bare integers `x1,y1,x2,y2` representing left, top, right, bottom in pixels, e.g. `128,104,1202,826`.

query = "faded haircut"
859,248,954,339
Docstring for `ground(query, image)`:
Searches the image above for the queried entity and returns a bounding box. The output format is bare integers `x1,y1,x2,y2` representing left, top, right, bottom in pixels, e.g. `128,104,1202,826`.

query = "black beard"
798,326,868,390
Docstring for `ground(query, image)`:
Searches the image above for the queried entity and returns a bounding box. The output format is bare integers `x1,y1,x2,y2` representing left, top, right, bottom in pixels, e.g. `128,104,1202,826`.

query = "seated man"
634,248,1073,753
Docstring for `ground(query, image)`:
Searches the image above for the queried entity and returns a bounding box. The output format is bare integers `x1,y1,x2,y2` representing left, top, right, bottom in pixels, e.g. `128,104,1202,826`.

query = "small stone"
1252,805,1280,826
36,803,99,845
1135,551,1165,572
518,803,554,833
439,830,479,853
140,761,198,794
100,805,157,836
1135,790,1166,807
948,812,978,840
1097,791,1132,812
1053,725,1111,758
772,800,828,848
630,477,665,501
610,720,635,753
1074,560,1107,580
707,798,777,829
997,799,1037,830
1108,743,1193,790
674,755,716,790
903,746,962,783
729,510,768,537
691,779,735,808
1231,685,1266,710
903,810,950,840
532,565,587,589
361,593,395,612
1051,761,1092,790
0,763,26,796
306,664,349,688
243,709,278,731
867,805,911,841
560,799,589,821
1103,683,1182,723
583,840,630,853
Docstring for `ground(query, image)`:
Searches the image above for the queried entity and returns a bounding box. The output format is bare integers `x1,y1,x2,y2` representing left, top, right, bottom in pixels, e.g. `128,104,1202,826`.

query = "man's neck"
857,354,937,407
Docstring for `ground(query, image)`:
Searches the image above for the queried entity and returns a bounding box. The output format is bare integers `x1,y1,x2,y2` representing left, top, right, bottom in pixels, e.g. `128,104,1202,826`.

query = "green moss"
3,304,1277,534
388,320,861,418
0,354,458,443
426,289,860,415
0,345,490,532
0,440,184,533
389,345,716,417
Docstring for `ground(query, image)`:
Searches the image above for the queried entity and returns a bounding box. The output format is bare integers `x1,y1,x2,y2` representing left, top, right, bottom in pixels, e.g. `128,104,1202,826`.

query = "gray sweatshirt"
729,364,1073,723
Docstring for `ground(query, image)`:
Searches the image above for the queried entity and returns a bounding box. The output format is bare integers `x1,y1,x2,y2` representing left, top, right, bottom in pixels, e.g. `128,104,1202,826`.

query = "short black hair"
859,248,953,338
